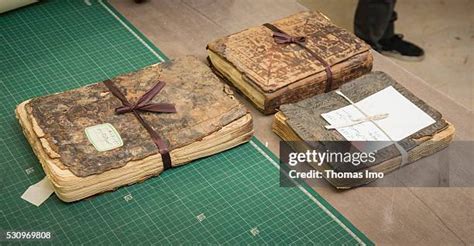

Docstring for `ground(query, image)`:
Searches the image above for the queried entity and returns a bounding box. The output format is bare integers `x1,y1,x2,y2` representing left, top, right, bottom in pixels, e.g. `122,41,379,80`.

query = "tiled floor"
300,0,474,110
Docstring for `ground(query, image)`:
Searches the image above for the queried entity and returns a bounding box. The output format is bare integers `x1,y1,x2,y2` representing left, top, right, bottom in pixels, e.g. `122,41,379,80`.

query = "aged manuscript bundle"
16,56,253,202
273,72,455,188
207,11,373,114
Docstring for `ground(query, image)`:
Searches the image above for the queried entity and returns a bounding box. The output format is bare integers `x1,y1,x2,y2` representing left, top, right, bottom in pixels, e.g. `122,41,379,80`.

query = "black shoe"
379,34,425,61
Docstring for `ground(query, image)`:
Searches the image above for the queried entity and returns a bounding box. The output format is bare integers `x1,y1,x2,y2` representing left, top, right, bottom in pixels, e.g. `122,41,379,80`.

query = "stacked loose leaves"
16,56,253,202
273,72,455,188
207,11,373,114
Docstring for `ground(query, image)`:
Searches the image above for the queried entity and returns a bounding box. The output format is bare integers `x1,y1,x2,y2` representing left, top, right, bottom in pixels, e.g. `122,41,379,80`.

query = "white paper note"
84,123,123,152
321,86,436,152
21,177,54,207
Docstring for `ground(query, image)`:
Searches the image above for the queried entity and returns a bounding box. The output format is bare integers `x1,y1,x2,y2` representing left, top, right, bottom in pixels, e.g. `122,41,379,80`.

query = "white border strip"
249,140,366,245
98,0,165,62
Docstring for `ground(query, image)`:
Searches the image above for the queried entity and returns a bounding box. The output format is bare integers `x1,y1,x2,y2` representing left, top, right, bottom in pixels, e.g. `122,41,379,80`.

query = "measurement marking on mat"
196,213,206,222
250,227,259,237
123,194,133,202
25,167,34,175
249,140,365,245
84,0,92,6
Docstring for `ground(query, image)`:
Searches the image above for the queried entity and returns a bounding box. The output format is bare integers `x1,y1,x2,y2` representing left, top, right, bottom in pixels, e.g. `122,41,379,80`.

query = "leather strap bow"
263,23,334,93
103,80,176,171
272,31,306,45
114,81,176,115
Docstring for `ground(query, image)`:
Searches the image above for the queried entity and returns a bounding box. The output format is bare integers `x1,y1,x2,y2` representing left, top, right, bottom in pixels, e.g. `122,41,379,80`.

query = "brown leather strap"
263,23,334,92
103,80,176,171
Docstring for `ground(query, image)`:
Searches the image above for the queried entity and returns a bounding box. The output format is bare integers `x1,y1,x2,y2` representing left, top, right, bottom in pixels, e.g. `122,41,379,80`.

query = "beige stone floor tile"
299,0,474,110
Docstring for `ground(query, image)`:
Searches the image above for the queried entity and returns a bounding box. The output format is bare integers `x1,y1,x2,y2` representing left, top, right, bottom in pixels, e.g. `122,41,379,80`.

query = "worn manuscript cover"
16,56,253,202
273,72,455,188
207,11,373,114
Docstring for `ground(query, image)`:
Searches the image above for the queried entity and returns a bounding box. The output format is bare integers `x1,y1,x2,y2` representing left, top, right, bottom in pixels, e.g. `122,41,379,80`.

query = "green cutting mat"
0,1,372,244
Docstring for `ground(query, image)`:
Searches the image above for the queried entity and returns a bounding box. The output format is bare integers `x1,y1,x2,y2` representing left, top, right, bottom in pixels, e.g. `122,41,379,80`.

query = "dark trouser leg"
354,0,397,50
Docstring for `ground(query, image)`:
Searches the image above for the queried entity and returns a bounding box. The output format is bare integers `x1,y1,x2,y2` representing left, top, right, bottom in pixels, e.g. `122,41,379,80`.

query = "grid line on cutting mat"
0,0,372,245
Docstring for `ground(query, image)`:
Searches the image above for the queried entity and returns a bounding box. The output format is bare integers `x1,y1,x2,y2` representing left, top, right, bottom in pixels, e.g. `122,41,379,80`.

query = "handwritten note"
84,123,123,152
321,86,435,152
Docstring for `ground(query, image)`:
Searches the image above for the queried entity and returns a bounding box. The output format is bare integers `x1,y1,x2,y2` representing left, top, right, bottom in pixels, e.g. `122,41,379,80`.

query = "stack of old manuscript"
207,11,373,114
273,72,455,188
16,56,253,202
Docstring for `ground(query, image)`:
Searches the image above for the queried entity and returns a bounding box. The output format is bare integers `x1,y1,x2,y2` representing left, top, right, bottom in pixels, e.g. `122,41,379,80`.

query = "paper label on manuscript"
85,123,123,152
